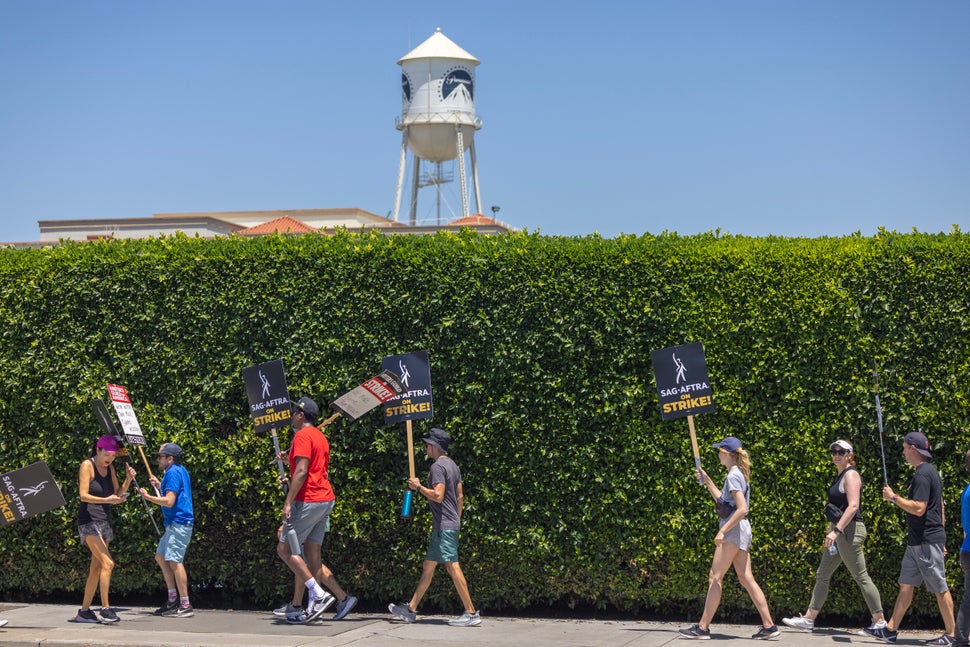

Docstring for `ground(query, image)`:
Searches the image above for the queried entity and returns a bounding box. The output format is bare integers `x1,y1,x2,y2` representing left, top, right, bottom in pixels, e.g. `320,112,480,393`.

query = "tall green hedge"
0,229,968,622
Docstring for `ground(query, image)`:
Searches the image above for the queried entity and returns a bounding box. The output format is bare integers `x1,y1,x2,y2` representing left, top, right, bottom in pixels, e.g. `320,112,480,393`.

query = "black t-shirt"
906,461,946,546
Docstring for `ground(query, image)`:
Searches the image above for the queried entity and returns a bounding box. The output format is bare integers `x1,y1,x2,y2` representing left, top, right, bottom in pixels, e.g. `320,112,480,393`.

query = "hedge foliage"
0,228,968,622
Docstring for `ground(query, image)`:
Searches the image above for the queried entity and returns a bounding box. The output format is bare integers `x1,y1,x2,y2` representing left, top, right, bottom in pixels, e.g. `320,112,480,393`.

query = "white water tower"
392,29,483,225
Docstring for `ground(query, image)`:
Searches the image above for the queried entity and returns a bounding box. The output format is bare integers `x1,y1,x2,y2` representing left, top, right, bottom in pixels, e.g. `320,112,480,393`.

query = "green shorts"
426,529,460,563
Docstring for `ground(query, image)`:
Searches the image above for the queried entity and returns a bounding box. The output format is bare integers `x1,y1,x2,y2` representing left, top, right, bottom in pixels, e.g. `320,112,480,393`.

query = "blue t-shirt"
961,482,970,552
160,464,194,527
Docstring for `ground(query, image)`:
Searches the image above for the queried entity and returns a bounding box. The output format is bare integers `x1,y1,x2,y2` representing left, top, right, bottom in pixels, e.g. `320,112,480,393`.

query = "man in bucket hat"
389,427,481,627
869,432,955,644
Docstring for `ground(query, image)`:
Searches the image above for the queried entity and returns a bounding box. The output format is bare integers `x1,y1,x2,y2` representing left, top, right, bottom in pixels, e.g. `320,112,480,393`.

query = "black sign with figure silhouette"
0,461,67,526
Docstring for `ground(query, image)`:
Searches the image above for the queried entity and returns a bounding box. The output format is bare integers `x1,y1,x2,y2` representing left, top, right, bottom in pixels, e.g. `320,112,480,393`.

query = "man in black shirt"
870,432,955,645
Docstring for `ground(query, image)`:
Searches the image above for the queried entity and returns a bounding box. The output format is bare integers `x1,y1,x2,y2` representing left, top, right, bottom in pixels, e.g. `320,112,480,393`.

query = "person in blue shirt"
129,442,195,618
957,449,970,644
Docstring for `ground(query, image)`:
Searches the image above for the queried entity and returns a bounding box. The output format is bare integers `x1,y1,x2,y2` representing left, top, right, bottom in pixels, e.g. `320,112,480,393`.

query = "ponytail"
735,447,751,482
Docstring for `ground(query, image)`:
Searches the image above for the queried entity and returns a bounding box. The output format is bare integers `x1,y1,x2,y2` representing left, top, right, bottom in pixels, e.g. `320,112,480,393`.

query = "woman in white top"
679,436,778,641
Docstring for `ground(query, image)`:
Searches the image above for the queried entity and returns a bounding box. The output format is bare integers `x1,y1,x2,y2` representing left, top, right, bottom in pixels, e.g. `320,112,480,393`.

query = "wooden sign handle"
137,445,158,482
687,415,703,484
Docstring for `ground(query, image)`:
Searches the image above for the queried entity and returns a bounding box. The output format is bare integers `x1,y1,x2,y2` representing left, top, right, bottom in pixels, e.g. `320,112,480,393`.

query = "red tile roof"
237,216,319,236
449,214,500,226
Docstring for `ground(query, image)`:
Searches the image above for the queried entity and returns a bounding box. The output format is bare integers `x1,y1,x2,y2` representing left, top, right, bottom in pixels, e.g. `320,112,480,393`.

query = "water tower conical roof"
398,28,479,65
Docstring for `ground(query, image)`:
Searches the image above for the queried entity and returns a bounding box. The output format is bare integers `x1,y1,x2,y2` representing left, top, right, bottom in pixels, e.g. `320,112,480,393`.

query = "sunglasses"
830,449,848,456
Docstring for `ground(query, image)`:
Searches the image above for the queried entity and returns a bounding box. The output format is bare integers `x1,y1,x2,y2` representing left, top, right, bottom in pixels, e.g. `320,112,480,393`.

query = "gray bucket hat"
421,427,451,453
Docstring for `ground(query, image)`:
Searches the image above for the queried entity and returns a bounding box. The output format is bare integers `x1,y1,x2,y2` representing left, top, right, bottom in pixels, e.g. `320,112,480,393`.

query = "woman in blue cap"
679,436,778,640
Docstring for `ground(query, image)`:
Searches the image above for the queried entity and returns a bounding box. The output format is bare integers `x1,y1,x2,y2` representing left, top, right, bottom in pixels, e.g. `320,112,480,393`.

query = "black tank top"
78,458,114,525
827,466,863,522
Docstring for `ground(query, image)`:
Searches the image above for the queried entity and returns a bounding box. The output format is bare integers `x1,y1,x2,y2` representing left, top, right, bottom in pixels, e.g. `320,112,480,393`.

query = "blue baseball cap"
712,436,742,453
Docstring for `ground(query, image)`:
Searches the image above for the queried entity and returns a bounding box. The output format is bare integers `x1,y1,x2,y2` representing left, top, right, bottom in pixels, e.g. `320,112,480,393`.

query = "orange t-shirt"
289,425,335,503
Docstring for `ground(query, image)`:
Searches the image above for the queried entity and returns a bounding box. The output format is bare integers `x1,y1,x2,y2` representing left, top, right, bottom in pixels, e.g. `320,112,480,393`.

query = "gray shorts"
899,543,949,593
79,520,113,544
279,500,334,548
720,517,752,552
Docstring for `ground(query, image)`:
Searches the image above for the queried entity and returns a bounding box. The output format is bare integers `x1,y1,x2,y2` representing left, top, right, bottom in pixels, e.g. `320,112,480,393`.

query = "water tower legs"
456,125,469,218
470,140,482,216
393,130,408,222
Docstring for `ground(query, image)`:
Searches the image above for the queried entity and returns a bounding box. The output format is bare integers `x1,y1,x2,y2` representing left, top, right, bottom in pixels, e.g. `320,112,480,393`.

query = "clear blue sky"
1,1,968,242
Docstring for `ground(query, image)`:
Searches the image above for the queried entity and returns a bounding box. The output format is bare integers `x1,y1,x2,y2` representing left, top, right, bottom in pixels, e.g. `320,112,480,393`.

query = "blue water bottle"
400,489,414,519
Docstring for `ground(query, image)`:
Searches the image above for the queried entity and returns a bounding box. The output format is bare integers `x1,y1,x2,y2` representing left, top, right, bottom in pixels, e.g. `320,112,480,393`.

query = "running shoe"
388,602,417,623
752,625,779,640
333,594,358,620
98,607,120,624
447,611,481,627
782,615,815,632
678,624,711,640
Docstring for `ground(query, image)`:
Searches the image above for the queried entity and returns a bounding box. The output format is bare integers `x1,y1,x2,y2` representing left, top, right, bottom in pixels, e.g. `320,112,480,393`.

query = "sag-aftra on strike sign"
650,342,715,421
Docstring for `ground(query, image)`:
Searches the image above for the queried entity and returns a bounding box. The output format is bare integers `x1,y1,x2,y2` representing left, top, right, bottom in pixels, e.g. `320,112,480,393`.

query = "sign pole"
399,419,416,519
873,362,889,487
269,426,288,494
687,414,703,483
406,419,416,481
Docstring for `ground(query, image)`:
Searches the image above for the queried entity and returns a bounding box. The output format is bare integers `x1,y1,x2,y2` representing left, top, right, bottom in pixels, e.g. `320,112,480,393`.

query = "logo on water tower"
402,72,412,105
440,67,473,102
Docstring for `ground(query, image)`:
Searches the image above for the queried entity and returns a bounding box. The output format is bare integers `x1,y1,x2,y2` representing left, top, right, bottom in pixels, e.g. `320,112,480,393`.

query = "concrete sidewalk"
0,603,950,647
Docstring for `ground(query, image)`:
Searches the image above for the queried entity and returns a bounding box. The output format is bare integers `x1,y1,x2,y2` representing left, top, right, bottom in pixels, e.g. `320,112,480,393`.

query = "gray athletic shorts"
720,518,752,552
899,543,949,593
279,500,334,548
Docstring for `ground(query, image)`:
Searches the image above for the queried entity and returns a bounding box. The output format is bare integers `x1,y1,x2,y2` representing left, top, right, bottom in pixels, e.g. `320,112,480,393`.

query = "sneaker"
0,619,7,628
74,608,100,624
99,607,120,624
782,615,815,632
285,611,310,625
861,620,889,637
679,624,711,640
448,611,481,627
273,603,301,618
870,627,899,643
175,605,194,618
924,636,955,646
333,594,358,620
303,592,335,623
388,602,416,623
752,625,780,640
153,600,178,616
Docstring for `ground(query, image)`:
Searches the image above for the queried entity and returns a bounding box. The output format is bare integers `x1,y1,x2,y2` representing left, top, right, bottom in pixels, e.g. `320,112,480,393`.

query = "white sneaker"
782,615,815,632
448,611,481,627
273,602,301,618
860,619,888,637
303,592,335,623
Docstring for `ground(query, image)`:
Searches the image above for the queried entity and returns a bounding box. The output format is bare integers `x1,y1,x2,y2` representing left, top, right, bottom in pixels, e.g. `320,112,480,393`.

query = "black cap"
291,396,320,421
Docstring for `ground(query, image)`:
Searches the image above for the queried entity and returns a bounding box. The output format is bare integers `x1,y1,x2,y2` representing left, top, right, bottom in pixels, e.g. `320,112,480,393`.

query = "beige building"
16,208,512,247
